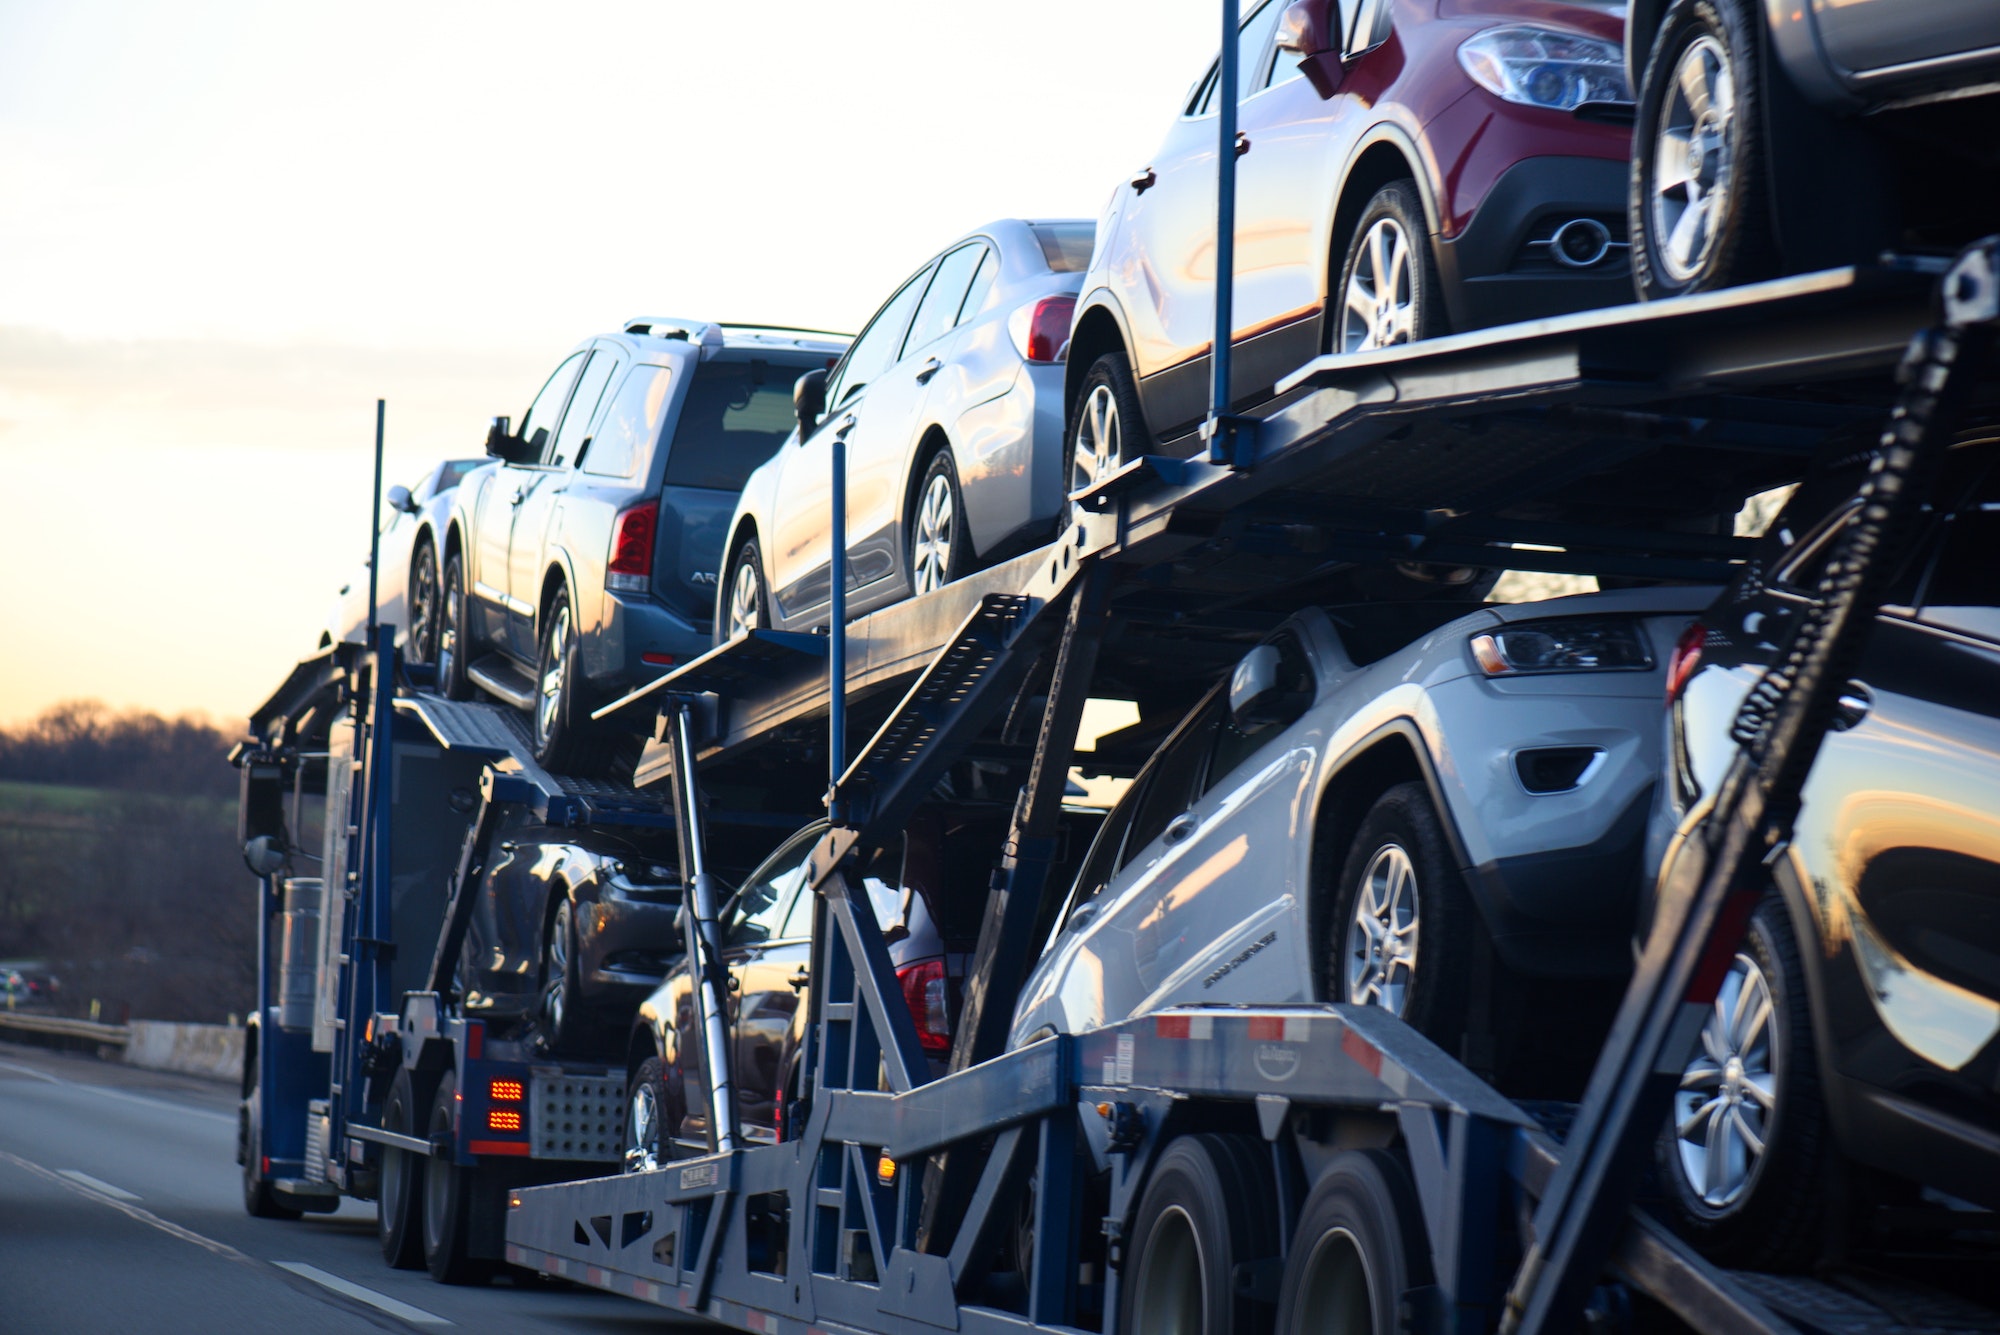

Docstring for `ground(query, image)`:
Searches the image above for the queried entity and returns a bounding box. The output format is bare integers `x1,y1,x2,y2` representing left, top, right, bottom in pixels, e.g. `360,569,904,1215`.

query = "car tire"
624,1056,670,1174
532,586,612,774
1630,0,1774,298
1329,782,1472,1046
240,1044,303,1221
722,537,772,645
1275,1149,1433,1335
1069,351,1147,500
423,1072,493,1285
438,549,472,701
1334,182,1446,354
1655,895,1831,1271
1118,1133,1278,1335
532,895,588,1058
406,537,441,669
378,1070,426,1268
909,451,972,597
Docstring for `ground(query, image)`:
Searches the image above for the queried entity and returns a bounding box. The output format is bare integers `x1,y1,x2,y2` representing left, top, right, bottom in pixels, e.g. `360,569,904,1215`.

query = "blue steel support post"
828,420,850,818
1203,0,1257,470
367,398,384,639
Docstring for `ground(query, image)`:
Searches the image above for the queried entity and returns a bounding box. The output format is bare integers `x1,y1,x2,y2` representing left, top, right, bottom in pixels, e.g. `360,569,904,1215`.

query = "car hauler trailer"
495,243,2000,1334
231,643,683,1280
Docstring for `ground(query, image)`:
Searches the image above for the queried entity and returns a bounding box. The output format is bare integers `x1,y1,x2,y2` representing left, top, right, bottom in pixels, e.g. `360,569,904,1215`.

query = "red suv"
1065,0,1634,481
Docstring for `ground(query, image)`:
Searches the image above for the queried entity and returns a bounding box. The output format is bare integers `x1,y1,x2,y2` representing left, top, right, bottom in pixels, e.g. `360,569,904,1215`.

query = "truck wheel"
1334,182,1445,353
378,1070,426,1268
1328,783,1472,1046
423,1072,493,1285
1119,1133,1278,1335
723,538,771,644
438,550,472,701
624,1056,669,1173
1070,351,1146,500
532,896,586,1058
1630,0,1773,298
1654,896,1831,1270
1275,1150,1432,1335
240,1046,303,1221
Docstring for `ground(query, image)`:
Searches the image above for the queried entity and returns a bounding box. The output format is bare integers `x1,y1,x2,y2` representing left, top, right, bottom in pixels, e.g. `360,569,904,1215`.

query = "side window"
826,268,931,409
956,249,998,325
729,848,810,947
1067,788,1142,915
1205,633,1315,792
549,351,618,468
903,244,988,358
518,352,587,463
779,865,820,940
1336,0,1365,54
1123,698,1224,863
1773,502,1858,596
1238,1,1282,93
1189,61,1220,116
581,364,672,479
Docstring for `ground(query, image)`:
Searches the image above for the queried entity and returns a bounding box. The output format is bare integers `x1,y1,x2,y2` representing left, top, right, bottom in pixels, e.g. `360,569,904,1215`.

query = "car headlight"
1458,26,1631,111
1469,618,1653,676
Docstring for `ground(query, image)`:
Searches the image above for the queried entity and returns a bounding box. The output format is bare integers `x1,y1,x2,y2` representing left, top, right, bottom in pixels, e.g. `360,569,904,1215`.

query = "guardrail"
0,1010,129,1049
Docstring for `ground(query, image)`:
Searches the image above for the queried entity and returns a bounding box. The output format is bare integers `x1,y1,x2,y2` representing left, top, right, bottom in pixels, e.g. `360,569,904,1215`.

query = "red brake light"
1009,295,1077,364
608,500,658,592
1665,621,1706,706
896,959,952,1055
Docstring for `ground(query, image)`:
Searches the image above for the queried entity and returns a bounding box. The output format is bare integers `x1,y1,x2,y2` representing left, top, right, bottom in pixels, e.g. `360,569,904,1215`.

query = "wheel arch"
722,516,763,622
902,426,957,559
1324,134,1440,323
1063,296,1134,442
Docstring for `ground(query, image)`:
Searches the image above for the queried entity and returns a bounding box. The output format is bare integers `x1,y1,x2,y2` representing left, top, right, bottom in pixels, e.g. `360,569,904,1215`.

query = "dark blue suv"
440,320,847,769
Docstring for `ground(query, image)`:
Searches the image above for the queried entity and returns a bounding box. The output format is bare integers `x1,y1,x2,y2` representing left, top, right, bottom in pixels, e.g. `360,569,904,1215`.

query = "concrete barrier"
123,1021,243,1083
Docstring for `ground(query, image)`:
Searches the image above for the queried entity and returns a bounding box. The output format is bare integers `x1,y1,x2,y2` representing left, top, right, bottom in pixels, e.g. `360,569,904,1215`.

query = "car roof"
589,318,851,365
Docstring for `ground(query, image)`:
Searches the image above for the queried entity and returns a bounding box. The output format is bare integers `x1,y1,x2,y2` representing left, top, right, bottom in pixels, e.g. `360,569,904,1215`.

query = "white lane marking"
0,1056,234,1125
0,1148,252,1265
272,1262,451,1326
58,1168,141,1200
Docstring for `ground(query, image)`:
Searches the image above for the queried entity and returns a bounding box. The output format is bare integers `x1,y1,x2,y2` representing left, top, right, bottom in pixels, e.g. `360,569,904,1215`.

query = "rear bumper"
1435,154,1634,333
577,890,682,1010
586,591,712,710
953,362,1068,559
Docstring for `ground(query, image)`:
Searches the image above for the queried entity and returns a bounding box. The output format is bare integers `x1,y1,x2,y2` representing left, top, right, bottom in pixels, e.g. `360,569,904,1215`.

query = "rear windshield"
663,353,828,491
1031,223,1095,274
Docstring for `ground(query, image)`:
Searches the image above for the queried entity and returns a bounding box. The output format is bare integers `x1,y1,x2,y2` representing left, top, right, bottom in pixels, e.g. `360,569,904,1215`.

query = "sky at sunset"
0,0,1227,726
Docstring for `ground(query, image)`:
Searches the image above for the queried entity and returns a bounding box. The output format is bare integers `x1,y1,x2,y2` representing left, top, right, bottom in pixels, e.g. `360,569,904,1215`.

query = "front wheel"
438,550,472,700
533,896,587,1058
1334,182,1445,354
909,452,971,597
624,1056,670,1173
722,539,771,644
406,537,441,668
1630,0,1773,298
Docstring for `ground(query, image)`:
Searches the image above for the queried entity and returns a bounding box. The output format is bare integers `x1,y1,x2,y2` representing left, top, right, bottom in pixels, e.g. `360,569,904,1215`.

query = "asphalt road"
0,1040,712,1334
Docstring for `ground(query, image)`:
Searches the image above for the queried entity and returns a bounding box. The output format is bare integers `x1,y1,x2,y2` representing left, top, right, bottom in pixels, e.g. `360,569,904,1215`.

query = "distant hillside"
0,700,238,798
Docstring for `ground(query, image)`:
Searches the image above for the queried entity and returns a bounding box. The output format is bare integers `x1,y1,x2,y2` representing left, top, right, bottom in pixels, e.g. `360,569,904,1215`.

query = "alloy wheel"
1345,843,1420,1014
727,561,762,640
1340,218,1418,354
625,1082,661,1174
537,603,571,747
541,900,571,1043
1071,384,1122,496
911,470,958,596
1672,950,1776,1207
408,548,439,665
1650,35,1735,286
438,559,462,686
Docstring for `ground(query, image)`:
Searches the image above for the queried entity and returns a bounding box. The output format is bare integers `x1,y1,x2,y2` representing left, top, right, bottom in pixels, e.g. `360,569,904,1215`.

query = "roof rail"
622,317,725,350
716,321,853,342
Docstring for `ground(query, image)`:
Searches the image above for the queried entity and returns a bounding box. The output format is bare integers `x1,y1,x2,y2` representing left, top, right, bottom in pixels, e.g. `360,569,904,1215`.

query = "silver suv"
441,320,847,770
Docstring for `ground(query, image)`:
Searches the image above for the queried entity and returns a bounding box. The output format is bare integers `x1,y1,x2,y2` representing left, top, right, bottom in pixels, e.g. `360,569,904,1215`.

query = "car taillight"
896,959,952,1055
1665,620,1706,707
607,501,657,593
1008,295,1077,364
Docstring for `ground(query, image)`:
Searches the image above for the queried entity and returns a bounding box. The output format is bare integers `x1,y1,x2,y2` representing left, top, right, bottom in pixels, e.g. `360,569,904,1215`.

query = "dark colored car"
454,807,684,1058
620,810,1001,1168
1065,0,1634,479
1644,439,2000,1267
442,321,848,770
1626,0,2000,297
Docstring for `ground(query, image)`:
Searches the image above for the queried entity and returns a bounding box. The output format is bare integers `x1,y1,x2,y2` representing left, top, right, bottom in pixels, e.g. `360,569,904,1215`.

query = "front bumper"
1435,154,1634,333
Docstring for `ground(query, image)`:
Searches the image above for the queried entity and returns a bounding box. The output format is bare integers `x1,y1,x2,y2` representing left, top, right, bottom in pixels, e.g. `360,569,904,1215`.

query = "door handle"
1831,683,1872,731
1130,166,1157,193
509,487,525,507
787,969,811,992
725,973,740,993
836,414,857,438
1234,131,1251,157
1163,813,1198,846
914,357,943,384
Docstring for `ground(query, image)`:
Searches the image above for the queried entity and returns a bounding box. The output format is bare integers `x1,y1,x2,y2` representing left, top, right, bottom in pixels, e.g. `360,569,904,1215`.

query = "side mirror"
1229,644,1287,734
485,415,524,461
1277,0,1345,97
386,484,416,514
794,368,828,438
242,834,289,878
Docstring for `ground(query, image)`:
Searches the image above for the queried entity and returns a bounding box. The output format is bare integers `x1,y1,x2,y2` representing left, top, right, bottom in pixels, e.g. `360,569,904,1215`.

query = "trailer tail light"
607,501,658,593
1665,621,1706,707
896,959,952,1054
487,1108,523,1132
1008,294,1077,364
489,1078,524,1103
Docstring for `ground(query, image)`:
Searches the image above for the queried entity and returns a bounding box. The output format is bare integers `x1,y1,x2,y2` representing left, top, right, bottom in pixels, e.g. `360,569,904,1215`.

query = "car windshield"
663,352,828,492
436,459,484,491
1030,223,1094,274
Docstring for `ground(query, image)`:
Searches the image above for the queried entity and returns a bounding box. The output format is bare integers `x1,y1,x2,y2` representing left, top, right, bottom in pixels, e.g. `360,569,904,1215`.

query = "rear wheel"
423,1072,493,1285
1275,1150,1432,1335
1329,783,1472,1046
1335,182,1445,354
723,538,771,644
407,537,441,668
378,1070,426,1268
533,896,587,1058
1069,351,1147,499
909,452,971,597
1118,1133,1278,1335
624,1056,669,1173
240,1044,302,1221
1630,0,1773,297
438,550,472,700
533,587,610,773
